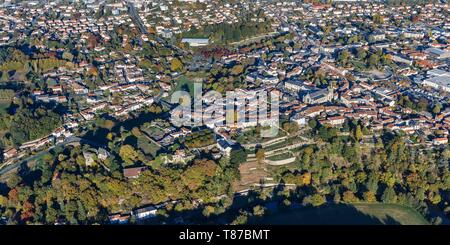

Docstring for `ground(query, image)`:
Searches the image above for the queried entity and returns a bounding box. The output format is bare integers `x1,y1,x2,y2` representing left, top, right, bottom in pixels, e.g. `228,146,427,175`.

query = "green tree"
354,125,363,141
432,104,442,114
62,51,74,61
230,64,244,75
381,188,397,204
363,191,377,202
372,14,384,24
202,205,215,217
255,148,265,163
308,119,318,129
303,194,326,207
333,192,341,203
342,190,359,203
231,211,249,225
368,54,380,68
182,159,217,191
356,48,367,60
7,173,21,189
119,145,140,166
0,195,7,207
338,49,350,66
252,205,266,217
170,58,183,71
230,148,247,165
429,191,442,205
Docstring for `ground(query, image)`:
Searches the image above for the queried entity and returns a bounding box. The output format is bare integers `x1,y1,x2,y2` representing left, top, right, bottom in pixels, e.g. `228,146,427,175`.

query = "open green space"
257,203,429,225
137,136,161,157
142,125,166,141
266,152,294,161
171,75,196,97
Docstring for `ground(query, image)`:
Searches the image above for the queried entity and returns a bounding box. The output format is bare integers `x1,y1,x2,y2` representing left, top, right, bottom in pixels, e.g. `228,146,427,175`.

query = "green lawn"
142,125,166,141
350,59,367,71
171,75,196,97
137,136,161,157
264,141,289,151
267,152,294,161
351,203,429,225
0,100,11,114
257,203,429,225
263,137,306,152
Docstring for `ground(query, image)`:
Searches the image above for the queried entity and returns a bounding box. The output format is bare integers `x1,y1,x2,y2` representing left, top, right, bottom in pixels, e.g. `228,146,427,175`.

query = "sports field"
258,203,429,225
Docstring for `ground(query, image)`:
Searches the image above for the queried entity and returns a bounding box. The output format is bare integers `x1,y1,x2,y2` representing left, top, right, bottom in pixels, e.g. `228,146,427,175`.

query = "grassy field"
137,136,161,157
0,100,11,114
170,75,196,97
142,125,166,141
257,203,429,225
351,203,429,225
266,152,294,161
229,31,278,46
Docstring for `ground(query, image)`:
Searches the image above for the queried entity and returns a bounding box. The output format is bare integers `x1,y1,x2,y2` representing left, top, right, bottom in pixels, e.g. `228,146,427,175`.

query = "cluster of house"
165,1,450,148
3,68,155,164
3,125,75,163
2,2,135,44
0,9,17,45
4,84,155,163
83,147,110,167
2,0,450,222
108,61,145,84
108,199,184,224
137,0,249,39
76,82,154,119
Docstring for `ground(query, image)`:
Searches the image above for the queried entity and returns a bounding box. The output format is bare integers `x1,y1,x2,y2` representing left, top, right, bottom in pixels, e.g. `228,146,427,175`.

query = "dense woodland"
1,115,449,224
0,95,62,152
0,147,241,224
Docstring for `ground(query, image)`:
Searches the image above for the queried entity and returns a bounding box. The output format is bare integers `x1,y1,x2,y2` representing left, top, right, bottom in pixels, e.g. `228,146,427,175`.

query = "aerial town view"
0,0,449,229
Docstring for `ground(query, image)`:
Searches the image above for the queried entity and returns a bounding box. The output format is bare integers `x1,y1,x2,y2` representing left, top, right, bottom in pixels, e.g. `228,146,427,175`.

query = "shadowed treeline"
137,190,408,225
